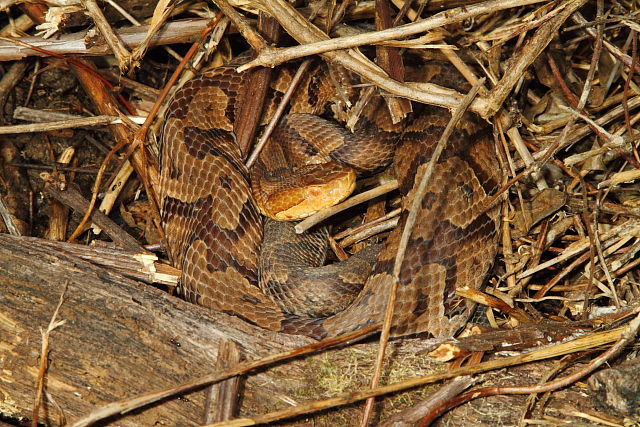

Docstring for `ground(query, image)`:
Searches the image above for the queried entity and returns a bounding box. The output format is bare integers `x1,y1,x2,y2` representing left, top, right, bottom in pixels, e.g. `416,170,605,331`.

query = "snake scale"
159,57,502,340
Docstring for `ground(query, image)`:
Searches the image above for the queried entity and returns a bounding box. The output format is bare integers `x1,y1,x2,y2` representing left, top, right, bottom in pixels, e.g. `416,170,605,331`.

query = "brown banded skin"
159,58,502,339
259,218,381,317
160,64,283,330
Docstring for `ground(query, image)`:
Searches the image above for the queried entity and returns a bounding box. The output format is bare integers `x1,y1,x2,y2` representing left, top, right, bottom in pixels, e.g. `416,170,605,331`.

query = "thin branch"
0,19,210,61
81,0,131,72
336,211,401,247
0,115,143,134
212,0,267,51
294,180,399,234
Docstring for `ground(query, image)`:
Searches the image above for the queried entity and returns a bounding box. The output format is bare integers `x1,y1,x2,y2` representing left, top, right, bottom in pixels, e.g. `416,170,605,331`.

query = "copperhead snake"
159,58,502,339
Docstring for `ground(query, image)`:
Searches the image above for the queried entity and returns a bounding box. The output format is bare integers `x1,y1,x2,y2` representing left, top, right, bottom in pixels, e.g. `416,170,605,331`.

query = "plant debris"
1,0,640,426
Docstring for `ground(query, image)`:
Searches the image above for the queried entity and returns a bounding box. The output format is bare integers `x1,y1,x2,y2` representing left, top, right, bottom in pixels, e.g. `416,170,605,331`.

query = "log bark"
0,233,312,426
588,356,640,418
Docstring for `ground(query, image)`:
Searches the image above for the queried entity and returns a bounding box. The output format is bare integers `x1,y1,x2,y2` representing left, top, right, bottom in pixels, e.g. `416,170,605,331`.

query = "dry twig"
32,283,68,427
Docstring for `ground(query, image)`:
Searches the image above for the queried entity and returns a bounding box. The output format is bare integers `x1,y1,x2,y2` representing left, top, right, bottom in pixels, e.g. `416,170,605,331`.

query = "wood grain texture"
0,233,310,425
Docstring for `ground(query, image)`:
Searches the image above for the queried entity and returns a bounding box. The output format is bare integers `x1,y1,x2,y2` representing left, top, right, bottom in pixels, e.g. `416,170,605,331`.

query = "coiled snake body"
160,59,502,339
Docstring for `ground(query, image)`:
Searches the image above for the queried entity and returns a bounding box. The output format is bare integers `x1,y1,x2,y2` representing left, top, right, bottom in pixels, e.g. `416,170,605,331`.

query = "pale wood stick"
240,0,549,72
0,19,209,61
294,180,399,234
81,0,131,71
0,115,145,134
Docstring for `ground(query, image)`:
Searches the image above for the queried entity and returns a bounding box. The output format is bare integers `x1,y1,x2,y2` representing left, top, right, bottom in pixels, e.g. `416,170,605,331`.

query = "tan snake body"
159,59,502,339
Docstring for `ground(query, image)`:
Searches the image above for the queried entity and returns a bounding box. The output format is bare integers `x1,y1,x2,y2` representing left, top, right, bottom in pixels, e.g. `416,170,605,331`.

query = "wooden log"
204,339,243,423
0,233,311,425
588,356,640,418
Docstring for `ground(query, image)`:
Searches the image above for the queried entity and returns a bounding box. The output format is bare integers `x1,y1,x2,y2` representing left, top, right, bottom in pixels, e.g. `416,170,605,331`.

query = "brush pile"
0,0,639,425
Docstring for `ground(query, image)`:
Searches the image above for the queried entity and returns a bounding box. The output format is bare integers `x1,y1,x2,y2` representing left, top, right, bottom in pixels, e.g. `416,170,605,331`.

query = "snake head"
254,162,356,221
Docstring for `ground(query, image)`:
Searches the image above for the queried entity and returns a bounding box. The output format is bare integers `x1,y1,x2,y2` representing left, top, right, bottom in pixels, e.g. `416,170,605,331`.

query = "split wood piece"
45,147,75,241
204,339,242,423
44,180,143,252
5,233,176,286
0,138,31,235
236,13,280,158
0,61,28,116
245,60,312,169
0,232,311,426
374,0,411,124
0,19,209,61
